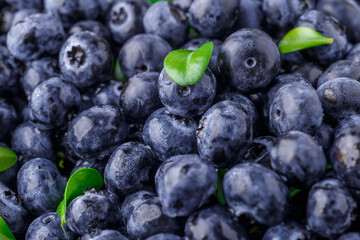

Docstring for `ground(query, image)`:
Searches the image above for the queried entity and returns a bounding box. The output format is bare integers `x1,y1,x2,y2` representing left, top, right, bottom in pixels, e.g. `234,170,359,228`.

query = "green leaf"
278,26,334,53
289,187,301,197
113,58,126,82
150,0,171,3
0,146,17,172
215,168,228,205
164,41,213,86
0,216,15,240
327,163,333,170
57,168,104,228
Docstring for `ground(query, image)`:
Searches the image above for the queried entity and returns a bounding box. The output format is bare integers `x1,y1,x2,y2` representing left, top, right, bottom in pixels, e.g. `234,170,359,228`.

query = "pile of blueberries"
2,0,360,239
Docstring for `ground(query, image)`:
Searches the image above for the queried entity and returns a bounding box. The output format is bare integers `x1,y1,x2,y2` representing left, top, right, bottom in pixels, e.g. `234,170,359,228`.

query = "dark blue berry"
262,222,310,240
145,233,183,240
92,80,123,107
81,229,128,240
0,99,18,142
338,232,360,240
69,20,111,43
346,43,360,62
0,45,20,89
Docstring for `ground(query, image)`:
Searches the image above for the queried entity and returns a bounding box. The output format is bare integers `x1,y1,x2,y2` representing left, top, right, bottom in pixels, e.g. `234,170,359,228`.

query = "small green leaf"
164,41,213,86
327,163,333,170
215,168,228,205
57,168,104,228
114,58,126,82
150,0,171,3
278,26,334,53
188,26,198,38
289,187,301,197
0,146,17,172
0,216,15,240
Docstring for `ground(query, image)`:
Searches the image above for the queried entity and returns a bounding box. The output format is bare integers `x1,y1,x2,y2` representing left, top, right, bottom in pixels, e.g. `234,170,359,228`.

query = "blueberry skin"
197,100,254,168
108,0,147,45
338,232,360,240
154,155,181,192
156,154,216,217
269,81,323,136
143,2,188,47
314,123,334,152
307,178,356,238
317,77,360,121
29,77,81,130
11,122,55,165
17,158,65,216
262,0,315,38
184,205,249,240
5,0,43,10
223,163,291,226
346,43,360,62
21,57,60,98
143,107,197,161
67,105,129,160
217,29,280,94
25,212,75,240
69,20,111,43
242,136,275,169
270,131,327,189
121,72,162,121
0,100,18,142
189,0,238,38
0,162,18,189
262,222,310,240
234,0,264,30
0,181,28,238
6,13,65,61
293,63,323,88
120,190,157,225
11,9,39,27
44,0,99,29
104,142,157,198
296,10,348,66
0,45,20,89
317,0,360,43
172,0,192,11
330,127,360,189
145,233,183,240
158,68,216,118
66,190,121,235
127,197,183,239
71,159,107,176
59,31,112,88
335,114,360,137
81,230,128,240
317,60,360,88
92,80,124,107
118,34,172,80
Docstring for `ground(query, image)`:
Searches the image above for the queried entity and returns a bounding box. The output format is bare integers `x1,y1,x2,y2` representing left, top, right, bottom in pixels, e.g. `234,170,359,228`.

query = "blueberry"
21,57,60,98
66,189,121,235
156,154,216,217
270,131,327,188
330,127,360,189
262,221,310,240
92,80,124,107
71,159,107,176
306,178,356,238
189,0,239,38
67,105,129,160
104,141,157,198
17,158,65,216
158,68,216,118
0,181,28,238
145,233,183,240
120,190,157,226
338,232,360,240
296,10,348,66
0,100,18,142
11,8,39,27
59,31,112,88
317,60,360,88
108,0,147,45
269,81,323,136
127,197,183,239
197,100,254,168
5,0,43,10
317,0,360,43
143,107,197,161
346,43,360,62
317,77,360,121
184,205,249,240
143,2,188,47
118,34,172,79
172,0,192,11
262,0,315,38
11,122,55,165
29,77,81,130
313,123,335,153
293,62,323,88
242,136,275,169
235,0,264,30
223,163,291,226
6,13,65,61
121,72,162,121
69,20,112,43
81,229,128,240
0,45,20,89
0,161,18,190
335,114,360,137
217,29,280,94
44,0,99,28
25,212,75,240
